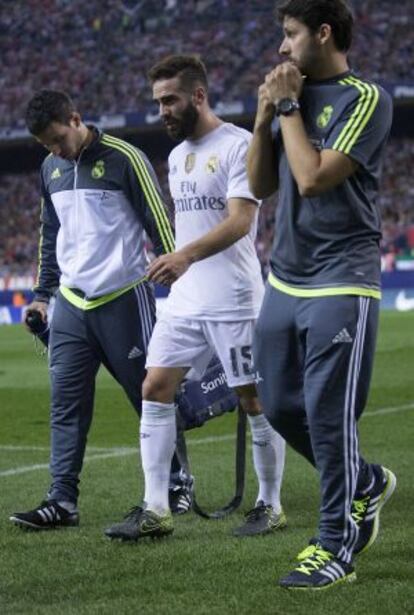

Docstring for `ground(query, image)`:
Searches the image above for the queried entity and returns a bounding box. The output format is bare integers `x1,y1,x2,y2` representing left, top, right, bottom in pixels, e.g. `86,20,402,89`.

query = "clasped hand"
265,61,303,104
256,62,303,126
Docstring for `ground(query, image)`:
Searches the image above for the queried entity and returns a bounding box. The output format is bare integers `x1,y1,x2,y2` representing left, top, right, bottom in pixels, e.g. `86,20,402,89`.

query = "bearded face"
153,76,201,141
163,99,199,141
279,17,323,78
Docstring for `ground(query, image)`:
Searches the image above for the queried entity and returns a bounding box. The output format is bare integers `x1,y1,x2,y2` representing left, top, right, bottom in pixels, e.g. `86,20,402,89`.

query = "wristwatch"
274,97,300,117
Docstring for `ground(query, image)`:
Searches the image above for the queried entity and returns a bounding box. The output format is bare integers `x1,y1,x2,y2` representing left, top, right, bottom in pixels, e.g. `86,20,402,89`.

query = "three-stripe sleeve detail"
34,197,45,290
101,134,174,253
333,77,379,155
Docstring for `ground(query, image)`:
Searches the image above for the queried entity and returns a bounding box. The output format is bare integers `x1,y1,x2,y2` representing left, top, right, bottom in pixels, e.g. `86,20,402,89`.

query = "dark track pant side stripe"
133,281,156,351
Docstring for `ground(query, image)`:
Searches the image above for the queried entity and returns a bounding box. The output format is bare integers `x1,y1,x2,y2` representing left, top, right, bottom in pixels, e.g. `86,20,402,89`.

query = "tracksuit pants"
253,283,380,562
47,282,155,503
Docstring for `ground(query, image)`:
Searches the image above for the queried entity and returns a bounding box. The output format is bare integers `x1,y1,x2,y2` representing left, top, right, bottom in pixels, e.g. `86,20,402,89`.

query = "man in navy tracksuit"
9,89,191,531
248,0,396,590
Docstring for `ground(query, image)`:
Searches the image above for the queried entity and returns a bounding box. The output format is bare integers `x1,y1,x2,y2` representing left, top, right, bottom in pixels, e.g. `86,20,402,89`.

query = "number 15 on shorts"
230,345,253,377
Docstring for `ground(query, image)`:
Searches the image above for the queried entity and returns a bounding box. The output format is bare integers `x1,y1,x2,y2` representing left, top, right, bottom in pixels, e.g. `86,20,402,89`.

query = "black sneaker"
105,506,173,541
232,501,287,537
9,500,79,531
352,466,396,554
279,543,356,590
169,478,193,515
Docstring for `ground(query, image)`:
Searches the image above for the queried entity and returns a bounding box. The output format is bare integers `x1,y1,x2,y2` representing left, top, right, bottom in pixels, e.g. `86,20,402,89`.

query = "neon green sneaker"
352,466,396,554
279,543,356,590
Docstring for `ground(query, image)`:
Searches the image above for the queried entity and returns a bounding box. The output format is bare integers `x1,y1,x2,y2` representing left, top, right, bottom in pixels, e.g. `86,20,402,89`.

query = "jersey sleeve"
124,148,175,256
226,136,260,204
325,84,393,172
33,171,61,302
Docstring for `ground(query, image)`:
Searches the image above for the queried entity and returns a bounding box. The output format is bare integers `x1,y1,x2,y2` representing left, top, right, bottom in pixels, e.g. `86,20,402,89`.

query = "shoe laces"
297,544,318,561
244,502,269,522
123,505,143,521
295,544,333,576
351,495,370,523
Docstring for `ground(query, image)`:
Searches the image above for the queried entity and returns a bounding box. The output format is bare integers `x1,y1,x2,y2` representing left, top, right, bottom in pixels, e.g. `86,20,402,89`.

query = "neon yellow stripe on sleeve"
101,134,174,253
333,78,379,155
33,197,45,291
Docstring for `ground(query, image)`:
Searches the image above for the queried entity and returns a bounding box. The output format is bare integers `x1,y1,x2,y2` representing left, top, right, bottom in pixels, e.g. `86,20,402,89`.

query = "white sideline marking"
361,402,414,419
0,445,50,452
0,403,413,478
188,433,235,446
0,463,50,477
0,449,135,477
0,445,116,453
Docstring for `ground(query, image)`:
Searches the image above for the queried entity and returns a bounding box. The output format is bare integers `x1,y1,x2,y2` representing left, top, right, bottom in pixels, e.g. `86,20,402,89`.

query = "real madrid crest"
205,155,218,174
91,160,105,179
316,105,334,129
185,153,196,174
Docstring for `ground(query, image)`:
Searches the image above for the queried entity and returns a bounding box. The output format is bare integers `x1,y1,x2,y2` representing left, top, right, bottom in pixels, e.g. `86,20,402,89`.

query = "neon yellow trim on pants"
60,277,146,310
268,272,381,300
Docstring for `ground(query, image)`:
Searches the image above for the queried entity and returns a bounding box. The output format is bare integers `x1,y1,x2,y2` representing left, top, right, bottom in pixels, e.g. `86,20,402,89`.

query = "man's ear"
70,112,82,127
192,85,206,107
317,23,332,46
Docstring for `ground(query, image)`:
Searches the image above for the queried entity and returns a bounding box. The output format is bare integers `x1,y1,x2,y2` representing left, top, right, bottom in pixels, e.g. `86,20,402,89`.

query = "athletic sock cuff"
142,400,176,425
247,413,271,431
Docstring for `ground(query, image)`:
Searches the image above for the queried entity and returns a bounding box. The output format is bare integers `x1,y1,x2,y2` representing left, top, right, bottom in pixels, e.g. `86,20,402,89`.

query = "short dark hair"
25,90,76,135
148,55,208,92
276,0,354,52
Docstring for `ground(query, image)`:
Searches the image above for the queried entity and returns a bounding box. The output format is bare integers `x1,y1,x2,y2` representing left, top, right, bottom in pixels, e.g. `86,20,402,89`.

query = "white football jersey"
164,122,264,321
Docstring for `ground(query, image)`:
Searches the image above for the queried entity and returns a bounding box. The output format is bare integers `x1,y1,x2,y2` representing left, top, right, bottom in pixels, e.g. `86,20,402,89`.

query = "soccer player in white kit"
105,55,286,541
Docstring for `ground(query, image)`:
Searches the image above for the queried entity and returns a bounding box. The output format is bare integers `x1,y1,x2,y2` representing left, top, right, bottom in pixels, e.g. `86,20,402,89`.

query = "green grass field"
0,313,413,615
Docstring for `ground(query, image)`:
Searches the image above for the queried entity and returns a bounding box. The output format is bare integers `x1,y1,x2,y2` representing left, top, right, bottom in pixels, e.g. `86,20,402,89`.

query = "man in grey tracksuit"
9,89,189,530
247,0,396,590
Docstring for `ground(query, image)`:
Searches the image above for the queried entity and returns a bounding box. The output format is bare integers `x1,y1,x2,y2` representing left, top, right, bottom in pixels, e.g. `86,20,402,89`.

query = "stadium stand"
1,139,413,277
0,0,413,126
0,0,413,279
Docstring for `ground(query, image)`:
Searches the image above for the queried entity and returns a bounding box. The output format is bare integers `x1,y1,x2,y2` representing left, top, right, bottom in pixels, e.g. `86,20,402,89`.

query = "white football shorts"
146,314,257,388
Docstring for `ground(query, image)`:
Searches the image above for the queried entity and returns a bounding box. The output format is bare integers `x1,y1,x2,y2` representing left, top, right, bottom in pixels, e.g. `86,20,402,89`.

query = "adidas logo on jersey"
332,328,353,344
128,346,143,359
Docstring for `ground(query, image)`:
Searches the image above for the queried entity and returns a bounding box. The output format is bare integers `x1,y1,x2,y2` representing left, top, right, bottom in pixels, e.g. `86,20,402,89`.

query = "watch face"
280,98,293,113
277,97,298,116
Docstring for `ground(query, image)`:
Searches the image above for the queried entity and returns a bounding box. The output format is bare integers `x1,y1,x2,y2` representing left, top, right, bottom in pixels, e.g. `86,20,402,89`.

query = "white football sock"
248,413,286,512
140,400,176,514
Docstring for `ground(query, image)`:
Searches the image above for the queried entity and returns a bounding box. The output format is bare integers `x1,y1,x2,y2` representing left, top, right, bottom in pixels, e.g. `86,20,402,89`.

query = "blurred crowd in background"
2,138,413,278
1,0,413,125
0,0,413,279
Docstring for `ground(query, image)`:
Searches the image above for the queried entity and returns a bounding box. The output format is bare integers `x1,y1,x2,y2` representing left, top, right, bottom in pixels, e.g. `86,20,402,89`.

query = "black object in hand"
25,309,50,349
25,309,47,335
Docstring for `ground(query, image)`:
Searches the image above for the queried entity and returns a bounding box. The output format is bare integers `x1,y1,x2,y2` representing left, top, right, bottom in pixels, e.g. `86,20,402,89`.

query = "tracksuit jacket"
33,128,174,304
